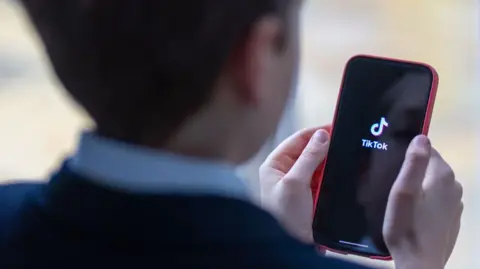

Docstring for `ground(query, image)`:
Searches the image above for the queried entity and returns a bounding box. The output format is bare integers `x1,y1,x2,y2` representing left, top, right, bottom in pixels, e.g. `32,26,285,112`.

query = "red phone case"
312,54,439,261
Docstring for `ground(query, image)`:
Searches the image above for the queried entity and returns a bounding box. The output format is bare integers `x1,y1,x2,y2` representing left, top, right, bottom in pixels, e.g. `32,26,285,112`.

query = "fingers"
445,202,464,263
394,135,432,197
424,149,460,193
283,129,330,186
384,135,432,243
261,125,331,175
425,150,463,265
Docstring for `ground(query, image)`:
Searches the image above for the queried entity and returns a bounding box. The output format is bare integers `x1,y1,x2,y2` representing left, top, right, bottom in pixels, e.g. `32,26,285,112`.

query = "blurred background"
0,0,478,268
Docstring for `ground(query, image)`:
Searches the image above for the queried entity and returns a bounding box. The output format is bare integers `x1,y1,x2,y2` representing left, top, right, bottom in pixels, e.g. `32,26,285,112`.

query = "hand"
259,127,330,244
384,135,463,269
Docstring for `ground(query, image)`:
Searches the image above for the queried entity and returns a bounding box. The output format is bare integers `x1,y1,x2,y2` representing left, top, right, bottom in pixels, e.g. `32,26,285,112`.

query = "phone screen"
312,56,434,257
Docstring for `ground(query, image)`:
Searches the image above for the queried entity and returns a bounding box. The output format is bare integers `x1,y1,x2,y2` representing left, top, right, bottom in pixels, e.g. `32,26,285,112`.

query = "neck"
96,98,260,164
164,119,239,163
96,123,242,165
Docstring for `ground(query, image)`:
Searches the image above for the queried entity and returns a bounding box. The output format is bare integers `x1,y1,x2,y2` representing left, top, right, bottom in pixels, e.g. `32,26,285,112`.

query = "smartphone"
312,55,438,260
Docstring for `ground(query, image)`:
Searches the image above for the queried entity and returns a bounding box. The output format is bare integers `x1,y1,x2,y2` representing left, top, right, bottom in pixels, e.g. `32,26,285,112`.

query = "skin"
260,127,463,269
19,0,463,268
104,0,461,268
165,0,302,164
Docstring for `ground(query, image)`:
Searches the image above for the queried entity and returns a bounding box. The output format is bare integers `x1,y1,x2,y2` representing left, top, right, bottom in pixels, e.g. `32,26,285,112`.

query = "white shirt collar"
68,132,251,201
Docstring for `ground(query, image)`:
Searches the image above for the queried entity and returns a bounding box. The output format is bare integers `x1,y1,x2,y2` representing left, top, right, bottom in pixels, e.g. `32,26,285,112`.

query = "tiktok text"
362,139,388,151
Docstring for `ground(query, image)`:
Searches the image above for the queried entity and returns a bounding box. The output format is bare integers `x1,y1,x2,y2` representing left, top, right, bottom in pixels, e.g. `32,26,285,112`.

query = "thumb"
384,135,431,244
284,129,330,186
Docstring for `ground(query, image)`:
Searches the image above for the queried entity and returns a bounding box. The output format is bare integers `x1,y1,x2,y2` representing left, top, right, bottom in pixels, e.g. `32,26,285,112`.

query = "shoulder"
0,181,44,241
0,181,43,208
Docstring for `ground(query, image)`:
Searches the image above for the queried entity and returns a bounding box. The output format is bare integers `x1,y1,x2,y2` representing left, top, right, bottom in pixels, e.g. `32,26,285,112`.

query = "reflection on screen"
313,56,433,257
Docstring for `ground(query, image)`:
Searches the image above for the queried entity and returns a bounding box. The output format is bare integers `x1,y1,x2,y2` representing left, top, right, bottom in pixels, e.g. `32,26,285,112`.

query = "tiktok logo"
370,117,389,137
362,117,389,151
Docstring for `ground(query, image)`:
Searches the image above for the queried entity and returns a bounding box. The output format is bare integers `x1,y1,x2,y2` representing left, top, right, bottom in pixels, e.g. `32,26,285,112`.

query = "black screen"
312,56,434,257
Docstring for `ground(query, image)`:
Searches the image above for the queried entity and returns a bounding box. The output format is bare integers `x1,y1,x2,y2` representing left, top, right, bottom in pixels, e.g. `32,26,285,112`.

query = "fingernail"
313,130,329,144
414,135,430,148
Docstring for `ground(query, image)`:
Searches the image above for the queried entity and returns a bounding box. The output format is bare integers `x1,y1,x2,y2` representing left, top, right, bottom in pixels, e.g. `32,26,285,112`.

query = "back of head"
21,0,298,161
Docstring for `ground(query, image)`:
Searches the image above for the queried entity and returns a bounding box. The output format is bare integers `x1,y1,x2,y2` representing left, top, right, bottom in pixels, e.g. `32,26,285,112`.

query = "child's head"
22,0,304,163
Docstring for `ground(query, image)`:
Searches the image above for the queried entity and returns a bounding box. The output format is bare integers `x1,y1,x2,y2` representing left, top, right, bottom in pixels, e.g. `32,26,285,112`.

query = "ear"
227,16,283,106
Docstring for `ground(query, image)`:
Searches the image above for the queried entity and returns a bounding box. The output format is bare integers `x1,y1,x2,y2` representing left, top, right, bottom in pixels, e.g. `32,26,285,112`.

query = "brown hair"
21,0,289,145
